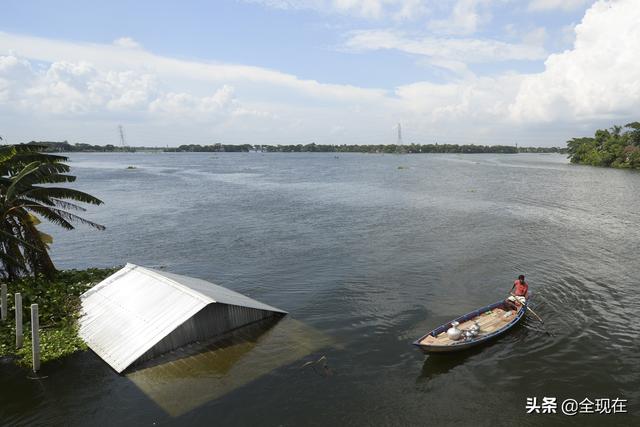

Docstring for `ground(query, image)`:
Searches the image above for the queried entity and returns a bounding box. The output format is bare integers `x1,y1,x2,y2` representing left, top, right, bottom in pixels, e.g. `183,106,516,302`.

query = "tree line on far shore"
23,141,566,154
566,122,640,169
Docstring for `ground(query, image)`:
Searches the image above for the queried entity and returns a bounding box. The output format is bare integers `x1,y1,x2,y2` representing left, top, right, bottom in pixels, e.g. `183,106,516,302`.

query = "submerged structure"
79,263,287,373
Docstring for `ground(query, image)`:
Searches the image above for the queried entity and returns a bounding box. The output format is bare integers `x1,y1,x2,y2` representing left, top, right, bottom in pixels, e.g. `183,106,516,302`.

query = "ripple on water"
6,152,639,425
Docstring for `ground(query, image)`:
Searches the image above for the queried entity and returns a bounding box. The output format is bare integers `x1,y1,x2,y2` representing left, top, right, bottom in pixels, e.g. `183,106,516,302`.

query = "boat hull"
413,299,527,354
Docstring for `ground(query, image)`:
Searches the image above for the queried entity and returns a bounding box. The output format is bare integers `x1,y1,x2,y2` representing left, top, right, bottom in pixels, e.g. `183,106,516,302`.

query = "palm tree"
0,144,104,280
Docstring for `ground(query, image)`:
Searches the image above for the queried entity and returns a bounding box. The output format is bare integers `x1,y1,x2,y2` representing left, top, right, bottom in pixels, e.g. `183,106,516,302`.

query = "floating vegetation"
0,268,118,367
397,165,408,170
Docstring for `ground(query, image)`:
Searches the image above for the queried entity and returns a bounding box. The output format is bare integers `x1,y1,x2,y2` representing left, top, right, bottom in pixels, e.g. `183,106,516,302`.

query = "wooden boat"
413,299,527,353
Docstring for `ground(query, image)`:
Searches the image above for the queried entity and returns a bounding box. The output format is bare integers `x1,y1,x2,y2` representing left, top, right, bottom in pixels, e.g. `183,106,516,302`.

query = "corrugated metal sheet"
135,303,274,365
148,268,285,314
79,263,286,373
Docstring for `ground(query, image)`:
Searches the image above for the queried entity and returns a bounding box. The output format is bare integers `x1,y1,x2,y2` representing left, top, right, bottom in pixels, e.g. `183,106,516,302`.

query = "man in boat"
506,274,528,309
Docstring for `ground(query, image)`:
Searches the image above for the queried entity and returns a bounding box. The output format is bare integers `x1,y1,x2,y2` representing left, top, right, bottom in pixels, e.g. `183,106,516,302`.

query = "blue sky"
2,0,586,86
1,1,638,146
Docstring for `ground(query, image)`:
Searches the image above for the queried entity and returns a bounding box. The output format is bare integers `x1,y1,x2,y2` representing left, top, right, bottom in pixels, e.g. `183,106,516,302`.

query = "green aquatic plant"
0,268,117,366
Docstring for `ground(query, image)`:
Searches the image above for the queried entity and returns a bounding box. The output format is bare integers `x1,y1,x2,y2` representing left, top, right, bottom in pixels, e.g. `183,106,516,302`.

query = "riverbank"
0,268,117,367
567,122,640,169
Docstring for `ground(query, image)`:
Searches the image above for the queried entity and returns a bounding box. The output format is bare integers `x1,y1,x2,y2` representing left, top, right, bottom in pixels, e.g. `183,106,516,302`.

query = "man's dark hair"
518,274,525,280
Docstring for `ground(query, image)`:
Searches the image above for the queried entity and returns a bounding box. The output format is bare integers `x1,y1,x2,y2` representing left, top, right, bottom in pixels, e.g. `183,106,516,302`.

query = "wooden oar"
509,292,553,336
509,292,540,319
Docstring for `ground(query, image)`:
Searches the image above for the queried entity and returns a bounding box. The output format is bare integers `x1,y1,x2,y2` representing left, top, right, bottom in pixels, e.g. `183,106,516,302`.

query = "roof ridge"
128,263,215,305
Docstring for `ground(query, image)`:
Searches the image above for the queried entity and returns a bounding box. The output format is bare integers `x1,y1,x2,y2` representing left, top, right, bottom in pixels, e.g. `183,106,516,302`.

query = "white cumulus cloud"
0,54,34,103
0,31,386,103
0,54,248,120
510,0,640,122
150,85,237,116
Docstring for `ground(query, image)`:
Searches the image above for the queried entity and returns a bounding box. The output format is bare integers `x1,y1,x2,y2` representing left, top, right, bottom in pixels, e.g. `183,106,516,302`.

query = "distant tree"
625,122,640,146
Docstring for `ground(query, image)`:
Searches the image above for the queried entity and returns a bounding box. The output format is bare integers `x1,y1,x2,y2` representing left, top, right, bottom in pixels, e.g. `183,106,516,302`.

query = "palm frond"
5,161,41,201
18,205,76,230
50,199,88,212
25,187,103,205
43,207,106,230
0,144,103,279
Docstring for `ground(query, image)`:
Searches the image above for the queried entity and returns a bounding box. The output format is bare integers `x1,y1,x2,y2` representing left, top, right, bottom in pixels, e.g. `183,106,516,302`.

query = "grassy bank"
0,268,117,367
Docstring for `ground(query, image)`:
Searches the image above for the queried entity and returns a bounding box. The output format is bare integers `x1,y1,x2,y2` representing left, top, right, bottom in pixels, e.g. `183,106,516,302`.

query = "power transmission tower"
396,122,406,154
118,125,127,148
118,125,134,151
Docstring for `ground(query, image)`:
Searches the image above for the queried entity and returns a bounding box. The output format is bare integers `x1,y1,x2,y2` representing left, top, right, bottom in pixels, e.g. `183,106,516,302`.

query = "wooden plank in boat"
419,308,518,346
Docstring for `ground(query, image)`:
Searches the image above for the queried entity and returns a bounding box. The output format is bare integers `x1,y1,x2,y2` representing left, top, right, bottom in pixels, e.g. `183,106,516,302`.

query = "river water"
1,152,638,426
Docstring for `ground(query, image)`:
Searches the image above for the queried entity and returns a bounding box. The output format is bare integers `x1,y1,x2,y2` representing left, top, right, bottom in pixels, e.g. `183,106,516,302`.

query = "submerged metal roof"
79,263,286,373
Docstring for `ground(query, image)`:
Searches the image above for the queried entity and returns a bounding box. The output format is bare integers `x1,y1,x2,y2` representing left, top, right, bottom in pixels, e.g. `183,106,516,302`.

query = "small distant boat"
413,299,527,353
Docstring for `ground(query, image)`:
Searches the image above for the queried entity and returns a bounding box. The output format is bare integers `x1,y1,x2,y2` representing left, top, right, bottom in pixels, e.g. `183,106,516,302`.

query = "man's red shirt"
513,280,529,298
